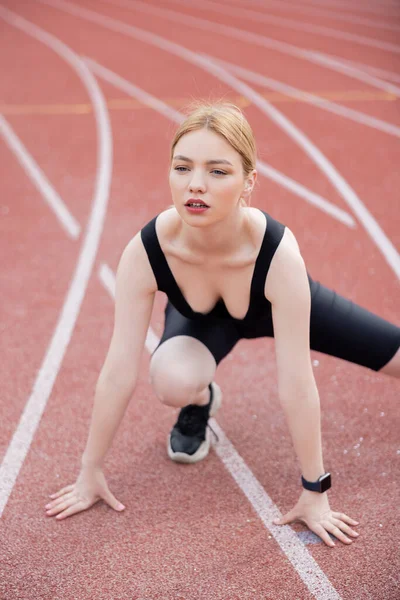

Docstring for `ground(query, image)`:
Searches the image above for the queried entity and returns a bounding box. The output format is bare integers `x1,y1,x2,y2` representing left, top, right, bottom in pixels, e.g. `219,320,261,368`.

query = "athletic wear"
168,381,222,463
141,210,400,372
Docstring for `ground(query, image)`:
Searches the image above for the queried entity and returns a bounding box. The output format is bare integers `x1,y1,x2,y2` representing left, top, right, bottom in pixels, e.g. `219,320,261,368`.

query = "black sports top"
140,209,286,322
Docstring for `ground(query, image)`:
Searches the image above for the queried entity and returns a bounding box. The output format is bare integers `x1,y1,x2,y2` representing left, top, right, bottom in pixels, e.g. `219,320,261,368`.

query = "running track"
0,0,399,598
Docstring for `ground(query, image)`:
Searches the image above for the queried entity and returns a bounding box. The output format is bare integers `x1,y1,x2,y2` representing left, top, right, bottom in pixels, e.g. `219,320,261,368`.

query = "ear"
243,169,257,198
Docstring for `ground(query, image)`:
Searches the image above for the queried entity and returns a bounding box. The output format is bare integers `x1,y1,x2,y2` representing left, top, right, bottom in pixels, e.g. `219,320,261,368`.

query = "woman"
45,103,400,548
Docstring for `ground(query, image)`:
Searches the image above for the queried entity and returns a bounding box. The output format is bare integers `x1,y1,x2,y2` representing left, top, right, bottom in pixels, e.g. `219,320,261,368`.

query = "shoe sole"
167,382,222,464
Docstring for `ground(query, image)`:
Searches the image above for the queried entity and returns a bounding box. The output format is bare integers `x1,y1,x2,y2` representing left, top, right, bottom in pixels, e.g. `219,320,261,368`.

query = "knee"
149,366,202,408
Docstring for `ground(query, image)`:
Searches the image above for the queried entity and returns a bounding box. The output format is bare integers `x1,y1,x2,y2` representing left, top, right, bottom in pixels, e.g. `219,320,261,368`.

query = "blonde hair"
169,101,257,207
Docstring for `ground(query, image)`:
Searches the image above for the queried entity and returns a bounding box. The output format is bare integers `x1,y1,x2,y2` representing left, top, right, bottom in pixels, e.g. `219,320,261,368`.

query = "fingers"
322,521,353,545
55,500,97,520
48,484,74,500
331,517,359,539
312,524,336,548
45,491,74,512
332,512,359,527
45,494,81,517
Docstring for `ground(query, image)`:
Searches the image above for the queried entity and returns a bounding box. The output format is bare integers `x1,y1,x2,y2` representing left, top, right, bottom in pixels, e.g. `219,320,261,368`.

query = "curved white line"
85,57,355,227
40,0,399,278
224,0,400,33
0,7,113,517
101,0,400,98
199,54,400,278
214,57,400,139
281,0,400,18
327,57,400,85
172,0,400,55
0,113,81,239
40,0,400,98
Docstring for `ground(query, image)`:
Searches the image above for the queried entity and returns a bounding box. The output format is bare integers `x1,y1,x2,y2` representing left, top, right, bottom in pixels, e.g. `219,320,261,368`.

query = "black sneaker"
167,382,222,463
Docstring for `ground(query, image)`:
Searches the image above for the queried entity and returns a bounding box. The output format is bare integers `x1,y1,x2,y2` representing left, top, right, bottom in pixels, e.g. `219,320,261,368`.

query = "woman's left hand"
273,490,360,547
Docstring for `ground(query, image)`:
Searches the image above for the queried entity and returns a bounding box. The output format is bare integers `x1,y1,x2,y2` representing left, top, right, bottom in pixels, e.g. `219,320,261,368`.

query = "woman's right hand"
45,466,125,520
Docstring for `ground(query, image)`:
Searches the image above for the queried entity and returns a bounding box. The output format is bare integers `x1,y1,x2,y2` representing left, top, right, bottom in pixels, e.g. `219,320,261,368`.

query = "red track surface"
1,1,399,598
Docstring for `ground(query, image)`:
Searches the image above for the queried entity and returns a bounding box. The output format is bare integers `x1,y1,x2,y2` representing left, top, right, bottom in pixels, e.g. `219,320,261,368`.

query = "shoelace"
177,405,219,442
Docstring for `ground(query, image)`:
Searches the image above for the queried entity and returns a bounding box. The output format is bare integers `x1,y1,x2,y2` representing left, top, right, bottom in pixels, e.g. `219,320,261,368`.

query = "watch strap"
301,472,331,493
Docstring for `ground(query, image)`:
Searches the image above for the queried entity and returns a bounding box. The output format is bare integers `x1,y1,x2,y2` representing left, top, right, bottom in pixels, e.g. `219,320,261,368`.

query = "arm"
266,229,323,481
266,228,359,547
82,232,157,468
45,232,157,519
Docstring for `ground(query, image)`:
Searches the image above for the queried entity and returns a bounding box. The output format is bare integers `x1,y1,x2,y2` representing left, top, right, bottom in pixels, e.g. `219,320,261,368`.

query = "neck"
178,207,251,257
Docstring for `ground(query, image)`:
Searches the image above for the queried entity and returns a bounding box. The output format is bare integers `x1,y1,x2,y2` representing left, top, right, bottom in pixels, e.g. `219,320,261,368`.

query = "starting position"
45,102,400,548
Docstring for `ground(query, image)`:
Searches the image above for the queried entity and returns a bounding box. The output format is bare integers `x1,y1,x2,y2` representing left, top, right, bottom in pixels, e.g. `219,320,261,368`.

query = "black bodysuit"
140,210,400,371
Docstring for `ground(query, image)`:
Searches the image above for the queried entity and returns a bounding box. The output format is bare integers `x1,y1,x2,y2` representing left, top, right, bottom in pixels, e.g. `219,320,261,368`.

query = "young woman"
45,103,400,548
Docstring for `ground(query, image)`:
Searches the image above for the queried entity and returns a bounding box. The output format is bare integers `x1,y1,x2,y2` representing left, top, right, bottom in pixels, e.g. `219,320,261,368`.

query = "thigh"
309,282,400,371
153,300,241,366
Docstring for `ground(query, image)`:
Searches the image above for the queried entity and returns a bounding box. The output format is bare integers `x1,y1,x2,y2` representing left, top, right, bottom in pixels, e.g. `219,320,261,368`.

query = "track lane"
1,106,319,600
41,0,400,281
0,3,112,521
1,1,398,597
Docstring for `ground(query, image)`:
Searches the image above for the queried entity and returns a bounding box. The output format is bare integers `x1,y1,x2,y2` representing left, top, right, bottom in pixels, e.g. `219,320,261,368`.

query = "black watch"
301,472,331,493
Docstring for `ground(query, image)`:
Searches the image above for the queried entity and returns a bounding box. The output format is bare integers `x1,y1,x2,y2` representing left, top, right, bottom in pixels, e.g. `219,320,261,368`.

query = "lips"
185,199,209,207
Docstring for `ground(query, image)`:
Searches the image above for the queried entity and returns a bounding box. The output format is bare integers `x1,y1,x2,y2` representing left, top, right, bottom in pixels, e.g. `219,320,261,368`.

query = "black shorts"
155,282,400,371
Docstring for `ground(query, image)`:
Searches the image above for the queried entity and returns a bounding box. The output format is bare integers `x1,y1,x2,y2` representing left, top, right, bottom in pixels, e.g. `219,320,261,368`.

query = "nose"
189,169,206,194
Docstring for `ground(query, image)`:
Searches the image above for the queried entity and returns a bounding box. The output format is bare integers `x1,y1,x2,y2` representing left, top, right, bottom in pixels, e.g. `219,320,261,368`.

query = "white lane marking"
326,57,400,85
223,0,400,32
0,7,112,517
279,0,400,18
41,0,400,98
309,52,400,98
187,0,400,84
85,58,355,228
100,0,400,98
0,113,80,239
171,0,400,54
98,263,341,598
212,57,400,139
44,0,400,278
199,54,400,278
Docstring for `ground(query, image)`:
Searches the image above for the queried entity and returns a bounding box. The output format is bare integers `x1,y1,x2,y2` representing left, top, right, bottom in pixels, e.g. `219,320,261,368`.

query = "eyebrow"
173,155,233,166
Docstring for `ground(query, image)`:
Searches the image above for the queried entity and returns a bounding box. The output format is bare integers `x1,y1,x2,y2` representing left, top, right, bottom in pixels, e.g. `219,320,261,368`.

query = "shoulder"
117,229,159,297
265,225,309,305
119,208,177,294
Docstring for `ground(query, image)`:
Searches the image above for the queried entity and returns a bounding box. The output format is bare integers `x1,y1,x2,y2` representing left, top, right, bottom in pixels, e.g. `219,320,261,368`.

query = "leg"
309,281,400,374
150,301,240,463
149,300,240,408
149,335,217,408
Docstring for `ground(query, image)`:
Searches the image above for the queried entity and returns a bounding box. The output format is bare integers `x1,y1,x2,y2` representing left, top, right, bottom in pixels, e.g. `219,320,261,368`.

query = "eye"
211,169,227,176
174,166,189,172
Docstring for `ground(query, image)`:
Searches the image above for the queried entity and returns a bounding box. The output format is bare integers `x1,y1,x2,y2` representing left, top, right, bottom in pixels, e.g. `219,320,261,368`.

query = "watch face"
319,473,331,493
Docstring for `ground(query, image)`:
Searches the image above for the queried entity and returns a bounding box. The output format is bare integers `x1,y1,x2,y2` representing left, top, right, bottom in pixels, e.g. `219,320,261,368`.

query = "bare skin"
45,129,399,549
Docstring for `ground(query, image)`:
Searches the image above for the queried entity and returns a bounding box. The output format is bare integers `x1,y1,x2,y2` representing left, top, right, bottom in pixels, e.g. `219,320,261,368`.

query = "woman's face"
169,128,254,222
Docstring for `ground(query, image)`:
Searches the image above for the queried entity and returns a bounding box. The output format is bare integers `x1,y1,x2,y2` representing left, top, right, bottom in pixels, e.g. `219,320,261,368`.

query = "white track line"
41,0,400,99
172,0,400,55
44,0,400,279
0,6,112,518
193,0,400,83
222,0,400,33
280,0,400,18
325,57,400,85
0,114,80,239
98,263,342,600
103,0,400,98
212,57,400,139
85,57,355,228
